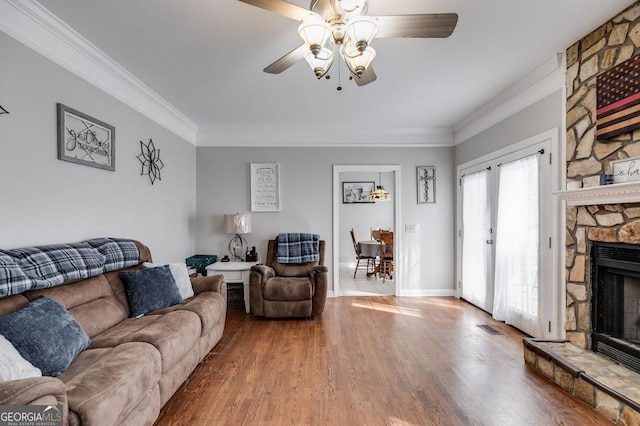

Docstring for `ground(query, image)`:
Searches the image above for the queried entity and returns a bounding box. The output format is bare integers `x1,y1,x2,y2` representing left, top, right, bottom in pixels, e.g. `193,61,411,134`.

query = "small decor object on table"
0,105,9,115
137,139,164,185
342,181,375,203
250,163,280,212
417,166,436,203
611,156,640,183
57,103,115,171
185,254,217,276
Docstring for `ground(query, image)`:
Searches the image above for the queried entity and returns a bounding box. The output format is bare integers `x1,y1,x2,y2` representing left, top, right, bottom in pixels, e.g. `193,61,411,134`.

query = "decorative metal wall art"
137,139,164,185
57,103,115,171
0,105,9,115
417,166,436,204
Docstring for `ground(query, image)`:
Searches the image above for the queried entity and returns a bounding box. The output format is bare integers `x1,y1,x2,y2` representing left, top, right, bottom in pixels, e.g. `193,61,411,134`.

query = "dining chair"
378,230,394,282
350,229,376,278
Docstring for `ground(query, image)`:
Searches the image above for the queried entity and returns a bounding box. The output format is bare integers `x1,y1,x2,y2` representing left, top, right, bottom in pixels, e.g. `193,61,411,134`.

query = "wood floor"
155,297,609,425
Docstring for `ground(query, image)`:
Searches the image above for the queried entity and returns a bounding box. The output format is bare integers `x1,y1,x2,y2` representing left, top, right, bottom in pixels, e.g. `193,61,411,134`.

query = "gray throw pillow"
119,265,182,317
0,296,90,376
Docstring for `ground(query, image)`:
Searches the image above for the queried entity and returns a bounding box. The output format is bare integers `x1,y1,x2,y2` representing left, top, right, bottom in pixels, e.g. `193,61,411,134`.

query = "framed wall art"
417,166,436,203
342,181,375,204
251,163,280,212
596,54,640,141
57,103,115,171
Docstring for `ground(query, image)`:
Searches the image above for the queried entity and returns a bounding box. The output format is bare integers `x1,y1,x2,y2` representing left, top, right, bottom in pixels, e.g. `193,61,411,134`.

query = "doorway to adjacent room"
333,165,401,297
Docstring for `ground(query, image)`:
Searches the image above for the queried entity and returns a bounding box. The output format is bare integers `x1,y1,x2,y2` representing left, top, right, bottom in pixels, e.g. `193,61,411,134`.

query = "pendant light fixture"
369,172,390,202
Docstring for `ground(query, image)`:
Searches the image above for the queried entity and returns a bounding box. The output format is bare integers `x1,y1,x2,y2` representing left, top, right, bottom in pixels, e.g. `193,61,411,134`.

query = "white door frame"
332,165,402,297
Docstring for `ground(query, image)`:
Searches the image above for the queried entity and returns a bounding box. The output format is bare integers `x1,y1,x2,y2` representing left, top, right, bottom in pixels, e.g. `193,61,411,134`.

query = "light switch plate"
405,224,417,233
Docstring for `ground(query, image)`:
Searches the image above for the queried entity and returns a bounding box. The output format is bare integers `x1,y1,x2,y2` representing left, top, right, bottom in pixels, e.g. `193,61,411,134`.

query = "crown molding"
196,126,454,147
453,54,565,145
0,0,198,144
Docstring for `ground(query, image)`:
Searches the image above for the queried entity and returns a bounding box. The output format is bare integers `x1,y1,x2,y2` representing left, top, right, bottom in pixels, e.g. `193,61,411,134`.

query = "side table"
205,261,258,313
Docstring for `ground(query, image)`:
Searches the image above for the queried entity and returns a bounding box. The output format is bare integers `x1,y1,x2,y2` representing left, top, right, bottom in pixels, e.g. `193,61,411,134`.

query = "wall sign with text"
57,103,115,171
250,163,280,212
612,156,640,183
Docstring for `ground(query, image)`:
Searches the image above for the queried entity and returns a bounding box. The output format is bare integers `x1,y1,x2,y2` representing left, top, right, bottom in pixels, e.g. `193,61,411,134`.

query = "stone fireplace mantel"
557,182,640,206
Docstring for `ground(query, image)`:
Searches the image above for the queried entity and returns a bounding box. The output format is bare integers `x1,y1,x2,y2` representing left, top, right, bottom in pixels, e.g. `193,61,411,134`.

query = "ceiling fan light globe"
345,16,379,45
342,44,375,77
298,16,333,51
304,48,334,79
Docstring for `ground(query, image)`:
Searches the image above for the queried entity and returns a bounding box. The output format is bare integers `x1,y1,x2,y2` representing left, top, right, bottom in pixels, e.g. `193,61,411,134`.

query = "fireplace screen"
591,242,640,373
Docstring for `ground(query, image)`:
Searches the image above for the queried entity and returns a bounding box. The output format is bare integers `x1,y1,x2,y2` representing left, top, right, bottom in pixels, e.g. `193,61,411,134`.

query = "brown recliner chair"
250,237,328,318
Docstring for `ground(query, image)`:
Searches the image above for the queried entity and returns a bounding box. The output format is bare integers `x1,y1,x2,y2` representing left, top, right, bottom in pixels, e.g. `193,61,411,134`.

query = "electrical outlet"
405,224,417,233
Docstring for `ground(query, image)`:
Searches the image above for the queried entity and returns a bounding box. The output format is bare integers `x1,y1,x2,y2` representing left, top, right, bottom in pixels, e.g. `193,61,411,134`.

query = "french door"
461,162,494,313
459,141,552,337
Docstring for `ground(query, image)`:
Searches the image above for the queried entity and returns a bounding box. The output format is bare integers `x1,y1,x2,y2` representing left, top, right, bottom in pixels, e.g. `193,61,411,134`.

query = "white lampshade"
304,47,334,78
342,41,376,77
298,15,333,56
224,213,251,235
345,16,379,46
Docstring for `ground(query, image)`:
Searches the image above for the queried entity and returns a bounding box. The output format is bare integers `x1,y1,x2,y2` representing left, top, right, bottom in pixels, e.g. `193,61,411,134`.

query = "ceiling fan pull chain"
337,57,343,91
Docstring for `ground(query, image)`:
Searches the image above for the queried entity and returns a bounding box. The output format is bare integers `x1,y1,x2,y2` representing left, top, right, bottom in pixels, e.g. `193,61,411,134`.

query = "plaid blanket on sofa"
0,238,140,297
276,233,319,264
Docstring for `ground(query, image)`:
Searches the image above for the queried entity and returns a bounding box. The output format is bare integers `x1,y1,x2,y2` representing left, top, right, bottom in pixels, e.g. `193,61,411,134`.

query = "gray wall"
195,146,454,295
0,33,197,263
454,91,562,166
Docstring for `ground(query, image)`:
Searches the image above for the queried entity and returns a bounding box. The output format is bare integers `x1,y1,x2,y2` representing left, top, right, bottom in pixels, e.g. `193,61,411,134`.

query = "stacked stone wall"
565,2,640,349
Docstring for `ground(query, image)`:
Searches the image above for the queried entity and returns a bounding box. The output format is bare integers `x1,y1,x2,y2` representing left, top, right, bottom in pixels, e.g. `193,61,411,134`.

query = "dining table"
358,240,392,257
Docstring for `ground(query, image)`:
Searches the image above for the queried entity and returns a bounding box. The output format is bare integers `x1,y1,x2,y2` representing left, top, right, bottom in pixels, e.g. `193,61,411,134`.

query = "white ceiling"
31,0,637,145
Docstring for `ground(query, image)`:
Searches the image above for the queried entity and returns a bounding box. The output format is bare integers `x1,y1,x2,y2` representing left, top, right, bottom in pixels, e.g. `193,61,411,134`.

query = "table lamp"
224,213,251,261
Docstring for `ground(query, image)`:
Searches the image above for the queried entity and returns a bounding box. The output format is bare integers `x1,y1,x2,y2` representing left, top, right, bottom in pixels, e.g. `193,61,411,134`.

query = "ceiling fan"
238,0,458,86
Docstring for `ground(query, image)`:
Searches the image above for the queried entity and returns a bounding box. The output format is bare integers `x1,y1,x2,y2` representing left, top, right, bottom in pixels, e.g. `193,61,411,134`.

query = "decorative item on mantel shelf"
137,138,164,185
611,156,640,184
0,105,9,115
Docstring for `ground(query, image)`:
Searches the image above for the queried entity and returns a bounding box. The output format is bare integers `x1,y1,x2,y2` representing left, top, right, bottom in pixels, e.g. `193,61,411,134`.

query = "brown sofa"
250,238,327,318
0,240,226,425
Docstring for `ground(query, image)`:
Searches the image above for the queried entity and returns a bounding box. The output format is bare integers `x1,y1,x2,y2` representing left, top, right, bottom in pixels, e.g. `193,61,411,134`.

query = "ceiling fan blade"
375,13,458,38
353,66,377,87
264,44,308,74
238,0,311,21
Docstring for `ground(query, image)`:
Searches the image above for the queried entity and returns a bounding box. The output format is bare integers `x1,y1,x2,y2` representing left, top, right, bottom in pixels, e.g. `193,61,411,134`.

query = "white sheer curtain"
461,170,491,310
493,154,540,337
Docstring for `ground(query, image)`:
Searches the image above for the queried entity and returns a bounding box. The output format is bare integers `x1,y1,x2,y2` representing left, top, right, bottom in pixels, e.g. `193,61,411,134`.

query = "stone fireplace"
523,3,640,423
590,241,640,373
565,202,640,352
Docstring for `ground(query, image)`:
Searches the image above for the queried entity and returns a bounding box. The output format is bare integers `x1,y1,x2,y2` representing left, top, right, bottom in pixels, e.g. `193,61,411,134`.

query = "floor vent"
477,324,503,335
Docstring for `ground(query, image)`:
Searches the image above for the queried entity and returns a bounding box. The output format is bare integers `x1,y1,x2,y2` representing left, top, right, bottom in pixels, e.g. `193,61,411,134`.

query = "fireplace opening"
591,241,640,373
